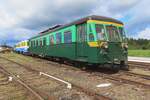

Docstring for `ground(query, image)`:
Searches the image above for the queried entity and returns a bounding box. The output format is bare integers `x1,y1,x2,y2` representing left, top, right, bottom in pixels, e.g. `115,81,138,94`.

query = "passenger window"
43,37,46,46
31,41,33,47
56,32,62,44
36,40,38,46
34,41,36,47
40,39,42,46
30,41,31,47
89,33,94,41
64,31,72,43
50,35,54,45
77,24,87,42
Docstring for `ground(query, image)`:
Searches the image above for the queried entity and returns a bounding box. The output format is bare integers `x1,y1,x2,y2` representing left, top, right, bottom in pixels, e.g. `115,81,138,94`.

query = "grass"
128,50,150,57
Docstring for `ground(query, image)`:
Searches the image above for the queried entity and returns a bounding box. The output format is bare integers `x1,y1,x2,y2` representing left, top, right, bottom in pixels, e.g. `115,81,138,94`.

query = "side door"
76,23,87,61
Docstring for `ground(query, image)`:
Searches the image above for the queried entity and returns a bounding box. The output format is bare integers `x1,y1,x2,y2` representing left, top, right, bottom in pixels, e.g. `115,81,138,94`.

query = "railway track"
128,61,150,70
1,55,150,89
0,66,44,100
40,57,150,89
0,57,60,100
92,71,150,89
1,54,150,99
38,58,150,89
122,71,150,80
0,73,35,100
0,56,111,100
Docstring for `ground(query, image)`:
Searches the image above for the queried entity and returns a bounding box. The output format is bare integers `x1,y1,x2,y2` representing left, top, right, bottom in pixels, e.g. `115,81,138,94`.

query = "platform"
128,56,150,63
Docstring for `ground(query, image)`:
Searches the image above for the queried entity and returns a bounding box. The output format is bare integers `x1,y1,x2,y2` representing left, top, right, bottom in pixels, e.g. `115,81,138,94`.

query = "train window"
32,41,33,47
89,24,92,33
34,41,36,46
31,41,33,47
119,27,126,42
50,35,54,45
95,24,105,41
56,32,62,44
77,24,87,42
38,40,39,46
40,39,42,46
89,33,94,41
36,40,38,46
106,26,121,42
43,37,46,46
64,31,72,43
33,41,35,47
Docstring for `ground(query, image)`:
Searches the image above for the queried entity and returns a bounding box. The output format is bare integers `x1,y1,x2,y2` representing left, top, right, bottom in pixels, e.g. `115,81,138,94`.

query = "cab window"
119,27,126,42
89,33,94,41
106,25,121,42
95,24,105,41
88,24,95,42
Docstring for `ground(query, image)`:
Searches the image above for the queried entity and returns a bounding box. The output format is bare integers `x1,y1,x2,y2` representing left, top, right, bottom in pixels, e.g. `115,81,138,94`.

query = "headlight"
122,43,128,49
104,44,108,49
124,44,128,49
100,42,108,49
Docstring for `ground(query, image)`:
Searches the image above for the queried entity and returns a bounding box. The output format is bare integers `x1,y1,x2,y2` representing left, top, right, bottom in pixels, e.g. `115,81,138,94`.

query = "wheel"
120,61,129,71
111,64,120,72
121,65,129,71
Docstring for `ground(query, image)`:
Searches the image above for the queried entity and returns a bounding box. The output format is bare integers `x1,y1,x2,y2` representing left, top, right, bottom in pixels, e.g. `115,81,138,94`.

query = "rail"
39,72,72,89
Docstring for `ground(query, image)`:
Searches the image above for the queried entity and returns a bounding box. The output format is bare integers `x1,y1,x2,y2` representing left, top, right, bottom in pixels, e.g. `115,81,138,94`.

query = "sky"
0,0,150,46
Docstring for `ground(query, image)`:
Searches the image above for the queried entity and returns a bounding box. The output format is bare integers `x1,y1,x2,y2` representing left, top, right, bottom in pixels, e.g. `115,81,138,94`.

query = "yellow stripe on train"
88,42,99,47
87,20,123,27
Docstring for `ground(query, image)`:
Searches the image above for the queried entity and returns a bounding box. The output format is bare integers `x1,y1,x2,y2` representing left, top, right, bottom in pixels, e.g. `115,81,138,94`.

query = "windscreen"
106,25,121,42
95,24,106,41
118,27,127,42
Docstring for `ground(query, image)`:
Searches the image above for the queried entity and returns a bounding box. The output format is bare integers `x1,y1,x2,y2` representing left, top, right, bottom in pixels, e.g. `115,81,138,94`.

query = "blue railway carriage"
14,40,29,54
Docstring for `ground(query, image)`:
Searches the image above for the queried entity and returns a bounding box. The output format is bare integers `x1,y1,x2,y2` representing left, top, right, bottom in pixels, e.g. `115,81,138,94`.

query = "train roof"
30,15,123,39
15,40,28,45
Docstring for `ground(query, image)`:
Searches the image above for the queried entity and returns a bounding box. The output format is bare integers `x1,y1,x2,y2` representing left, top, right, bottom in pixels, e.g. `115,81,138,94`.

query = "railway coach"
14,40,29,54
28,15,128,70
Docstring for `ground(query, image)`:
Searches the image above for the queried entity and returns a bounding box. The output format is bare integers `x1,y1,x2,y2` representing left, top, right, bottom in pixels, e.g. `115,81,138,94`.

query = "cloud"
3,0,98,29
126,0,150,29
92,0,139,19
0,28,38,45
0,0,150,46
0,0,98,45
136,27,150,39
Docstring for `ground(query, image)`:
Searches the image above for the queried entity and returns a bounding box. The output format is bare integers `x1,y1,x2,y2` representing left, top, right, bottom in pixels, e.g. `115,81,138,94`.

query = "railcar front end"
86,20,128,69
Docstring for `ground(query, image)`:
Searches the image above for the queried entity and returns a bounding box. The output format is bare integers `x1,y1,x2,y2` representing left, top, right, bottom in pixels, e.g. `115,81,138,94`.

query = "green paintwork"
29,20,127,65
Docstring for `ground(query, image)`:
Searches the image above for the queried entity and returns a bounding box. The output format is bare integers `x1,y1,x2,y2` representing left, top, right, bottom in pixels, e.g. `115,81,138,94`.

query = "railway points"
0,67,39,100
0,54,111,100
